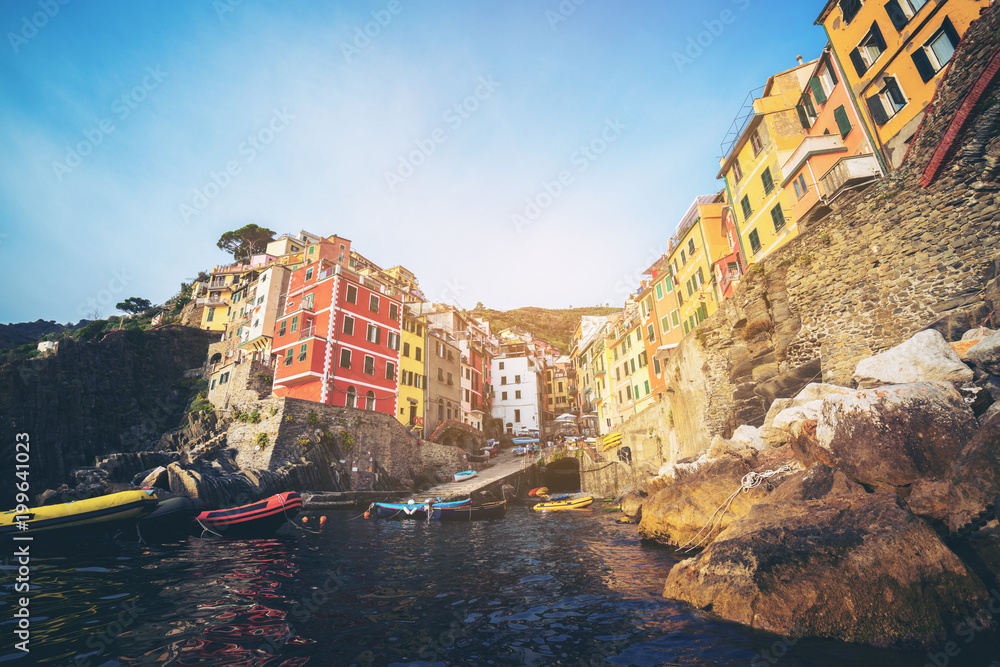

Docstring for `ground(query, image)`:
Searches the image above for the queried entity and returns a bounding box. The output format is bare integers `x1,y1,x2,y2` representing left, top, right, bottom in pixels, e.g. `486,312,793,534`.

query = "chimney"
796,55,804,65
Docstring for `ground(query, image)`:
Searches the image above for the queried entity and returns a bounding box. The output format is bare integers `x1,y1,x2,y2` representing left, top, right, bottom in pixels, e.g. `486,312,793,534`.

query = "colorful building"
667,194,729,336
638,255,683,400
271,241,402,417
197,261,269,332
817,0,989,169
713,205,747,301
425,325,461,434
397,304,427,432
719,59,816,265
781,45,884,226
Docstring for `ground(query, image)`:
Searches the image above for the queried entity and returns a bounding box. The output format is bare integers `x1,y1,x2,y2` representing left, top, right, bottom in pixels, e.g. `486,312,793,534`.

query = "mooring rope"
678,464,794,552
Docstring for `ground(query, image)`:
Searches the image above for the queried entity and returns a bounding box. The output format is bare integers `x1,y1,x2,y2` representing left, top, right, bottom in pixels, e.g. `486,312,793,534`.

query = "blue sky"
0,0,826,324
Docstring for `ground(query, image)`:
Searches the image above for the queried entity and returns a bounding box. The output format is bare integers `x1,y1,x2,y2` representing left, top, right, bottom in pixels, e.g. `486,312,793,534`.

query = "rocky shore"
621,326,1000,647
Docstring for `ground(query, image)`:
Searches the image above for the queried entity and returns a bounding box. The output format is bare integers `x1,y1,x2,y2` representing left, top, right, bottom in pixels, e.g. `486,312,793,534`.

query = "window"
438,401,444,421
387,332,399,350
741,195,752,220
207,308,215,322
865,77,906,125
771,205,786,232
447,372,453,386
664,276,673,293
364,355,375,375
514,409,520,422
654,357,661,374
644,380,650,395
839,0,861,24
886,0,928,31
686,279,694,297
661,314,671,333
761,167,774,194
403,342,410,357
732,158,743,184
465,388,470,401
912,18,960,82
305,267,313,281
369,294,379,313
499,361,504,370
808,76,827,106
630,359,636,373
284,348,293,366
749,229,762,254
502,391,508,400
672,310,680,327
683,320,689,334
850,22,887,76
680,249,686,265
366,391,375,410
291,315,298,333
615,367,620,381
515,390,522,399
279,320,286,337
646,323,654,341
626,385,632,400
416,324,422,337
346,284,357,304
687,238,696,256
793,173,807,199
818,61,838,96
655,283,664,300
389,303,399,320
697,267,705,288
415,347,422,361
298,343,307,362
340,348,351,368
515,375,521,383
501,376,507,385
833,105,853,138
342,314,354,336
366,323,381,344
386,361,396,381
438,368,444,381
346,386,357,408
750,129,763,156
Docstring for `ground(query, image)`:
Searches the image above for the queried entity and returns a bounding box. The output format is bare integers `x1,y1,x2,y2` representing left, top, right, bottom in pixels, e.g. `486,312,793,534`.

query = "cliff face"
0,326,217,498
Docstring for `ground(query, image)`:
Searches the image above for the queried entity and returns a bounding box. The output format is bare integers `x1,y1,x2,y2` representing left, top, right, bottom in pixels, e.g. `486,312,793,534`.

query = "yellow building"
397,305,428,433
667,194,730,336
719,60,816,265
197,264,257,332
817,0,989,169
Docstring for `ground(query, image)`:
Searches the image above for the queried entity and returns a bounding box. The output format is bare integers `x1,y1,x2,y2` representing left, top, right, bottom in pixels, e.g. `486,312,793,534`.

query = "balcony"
197,297,229,306
820,154,881,198
299,325,324,341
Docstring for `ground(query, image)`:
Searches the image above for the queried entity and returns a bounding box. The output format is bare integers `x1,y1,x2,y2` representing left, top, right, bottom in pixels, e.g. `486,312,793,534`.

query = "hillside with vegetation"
470,306,618,353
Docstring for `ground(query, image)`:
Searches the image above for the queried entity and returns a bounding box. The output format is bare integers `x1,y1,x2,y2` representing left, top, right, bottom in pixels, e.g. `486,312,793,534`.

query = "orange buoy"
319,516,327,525
302,516,309,523
363,511,370,519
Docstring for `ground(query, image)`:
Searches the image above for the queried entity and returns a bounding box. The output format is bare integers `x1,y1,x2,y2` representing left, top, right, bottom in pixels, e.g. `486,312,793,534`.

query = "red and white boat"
195,491,302,536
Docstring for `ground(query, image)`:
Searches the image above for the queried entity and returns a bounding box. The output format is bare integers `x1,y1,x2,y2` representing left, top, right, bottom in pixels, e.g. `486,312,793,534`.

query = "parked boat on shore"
453,470,477,482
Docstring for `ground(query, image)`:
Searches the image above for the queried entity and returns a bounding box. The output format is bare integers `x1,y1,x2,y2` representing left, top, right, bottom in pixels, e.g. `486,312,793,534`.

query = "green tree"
217,224,276,263
116,297,152,315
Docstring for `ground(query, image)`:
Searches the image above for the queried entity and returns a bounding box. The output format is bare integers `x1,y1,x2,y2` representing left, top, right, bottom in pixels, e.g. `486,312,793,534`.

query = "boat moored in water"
533,495,595,511
370,498,471,520
195,491,302,536
0,489,160,537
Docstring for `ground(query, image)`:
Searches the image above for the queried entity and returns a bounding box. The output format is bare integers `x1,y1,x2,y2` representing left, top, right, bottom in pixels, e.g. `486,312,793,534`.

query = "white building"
490,354,542,436
237,263,291,364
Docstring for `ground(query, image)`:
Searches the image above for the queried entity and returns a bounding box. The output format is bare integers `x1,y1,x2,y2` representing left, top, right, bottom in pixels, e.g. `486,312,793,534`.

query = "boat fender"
319,516,327,525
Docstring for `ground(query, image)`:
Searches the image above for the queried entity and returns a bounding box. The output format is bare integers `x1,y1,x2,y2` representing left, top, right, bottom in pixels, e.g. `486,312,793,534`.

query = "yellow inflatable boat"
0,489,159,536
532,495,594,511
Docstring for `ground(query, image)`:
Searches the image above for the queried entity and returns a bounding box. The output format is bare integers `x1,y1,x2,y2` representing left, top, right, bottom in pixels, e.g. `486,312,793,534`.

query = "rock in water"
853,329,974,388
662,465,990,647
638,448,799,548
795,381,977,488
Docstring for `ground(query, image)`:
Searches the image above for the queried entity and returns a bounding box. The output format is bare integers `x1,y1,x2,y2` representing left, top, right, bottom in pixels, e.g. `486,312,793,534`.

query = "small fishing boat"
195,491,302,536
430,500,507,521
533,495,595,511
370,498,471,520
453,470,478,482
0,489,159,537
137,496,206,539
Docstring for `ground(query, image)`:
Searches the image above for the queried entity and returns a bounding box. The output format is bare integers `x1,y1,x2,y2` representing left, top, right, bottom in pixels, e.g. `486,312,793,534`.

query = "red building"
713,204,746,301
272,240,402,416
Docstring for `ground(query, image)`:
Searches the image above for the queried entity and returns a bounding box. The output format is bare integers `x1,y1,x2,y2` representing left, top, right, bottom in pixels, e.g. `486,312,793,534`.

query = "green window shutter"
866,94,889,125
796,105,811,129
833,105,852,138
808,77,827,104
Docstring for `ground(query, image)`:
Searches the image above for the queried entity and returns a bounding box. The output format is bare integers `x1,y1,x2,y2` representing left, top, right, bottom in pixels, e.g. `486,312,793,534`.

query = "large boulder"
638,447,800,548
706,435,741,459
166,461,292,509
731,424,765,450
663,465,990,647
906,405,1000,532
968,329,1000,376
853,329,974,388
794,381,977,488
760,384,854,447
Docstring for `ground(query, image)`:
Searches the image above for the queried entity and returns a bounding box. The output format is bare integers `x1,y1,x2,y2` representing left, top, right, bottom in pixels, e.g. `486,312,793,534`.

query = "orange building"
817,0,990,168
781,45,884,226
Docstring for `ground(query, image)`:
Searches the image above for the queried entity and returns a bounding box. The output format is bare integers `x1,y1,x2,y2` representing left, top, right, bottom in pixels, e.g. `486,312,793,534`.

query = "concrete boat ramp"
301,452,539,510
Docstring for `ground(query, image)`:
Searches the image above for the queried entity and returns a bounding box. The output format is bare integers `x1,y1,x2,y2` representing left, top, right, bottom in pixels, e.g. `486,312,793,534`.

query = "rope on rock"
678,464,794,553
